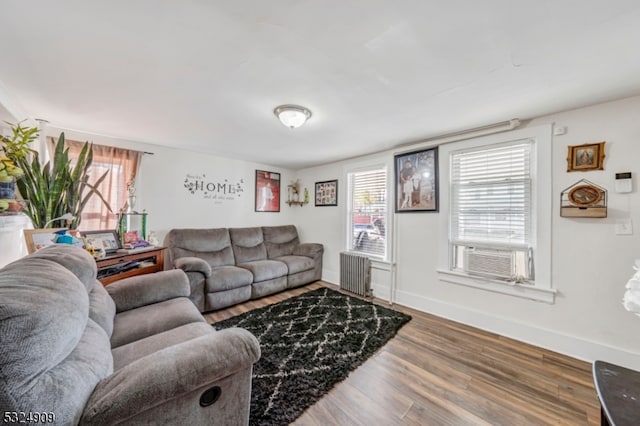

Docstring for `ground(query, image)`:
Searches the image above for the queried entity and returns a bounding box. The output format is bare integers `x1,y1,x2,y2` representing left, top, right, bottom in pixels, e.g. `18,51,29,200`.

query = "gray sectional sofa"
164,225,323,312
0,245,260,425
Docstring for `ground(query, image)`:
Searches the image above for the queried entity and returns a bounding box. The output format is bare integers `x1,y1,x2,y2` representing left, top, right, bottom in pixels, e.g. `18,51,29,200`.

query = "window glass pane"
349,168,387,258
450,140,533,281
451,140,532,246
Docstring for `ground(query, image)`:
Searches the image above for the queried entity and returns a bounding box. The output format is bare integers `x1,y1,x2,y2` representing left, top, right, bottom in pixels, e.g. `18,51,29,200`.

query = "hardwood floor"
204,282,600,425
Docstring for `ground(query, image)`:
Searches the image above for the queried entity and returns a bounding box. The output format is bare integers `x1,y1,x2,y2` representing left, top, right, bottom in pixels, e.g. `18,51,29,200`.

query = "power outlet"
615,218,633,235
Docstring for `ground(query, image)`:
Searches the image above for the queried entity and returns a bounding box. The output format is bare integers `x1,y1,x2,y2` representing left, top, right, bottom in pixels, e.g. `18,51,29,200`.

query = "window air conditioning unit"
463,247,516,280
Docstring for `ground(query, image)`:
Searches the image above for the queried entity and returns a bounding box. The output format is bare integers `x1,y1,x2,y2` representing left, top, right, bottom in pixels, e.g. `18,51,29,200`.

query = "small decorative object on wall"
286,179,308,206
255,170,280,212
560,179,607,218
80,230,122,253
24,228,66,253
394,147,438,212
566,141,605,172
315,180,338,206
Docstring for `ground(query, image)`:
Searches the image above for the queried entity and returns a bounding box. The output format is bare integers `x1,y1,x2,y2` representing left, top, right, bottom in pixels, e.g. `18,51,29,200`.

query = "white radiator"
340,252,372,297
463,247,515,279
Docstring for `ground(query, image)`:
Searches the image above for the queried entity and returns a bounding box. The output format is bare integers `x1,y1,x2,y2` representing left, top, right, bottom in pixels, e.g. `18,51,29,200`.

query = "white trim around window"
437,124,555,303
346,165,389,261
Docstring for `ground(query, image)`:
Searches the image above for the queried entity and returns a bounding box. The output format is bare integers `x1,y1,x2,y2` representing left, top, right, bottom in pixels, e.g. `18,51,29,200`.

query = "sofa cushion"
112,322,216,371
274,255,315,275
262,225,300,258
238,259,288,282
111,297,205,348
89,281,116,338
230,227,267,263
165,228,236,267
206,286,252,311
206,265,254,292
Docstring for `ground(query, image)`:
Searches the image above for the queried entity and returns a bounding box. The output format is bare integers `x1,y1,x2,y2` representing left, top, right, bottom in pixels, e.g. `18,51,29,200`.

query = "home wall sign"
183,173,245,204
560,179,607,218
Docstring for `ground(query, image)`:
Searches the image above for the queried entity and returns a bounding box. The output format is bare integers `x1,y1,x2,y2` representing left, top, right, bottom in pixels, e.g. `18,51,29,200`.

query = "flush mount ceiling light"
274,105,312,129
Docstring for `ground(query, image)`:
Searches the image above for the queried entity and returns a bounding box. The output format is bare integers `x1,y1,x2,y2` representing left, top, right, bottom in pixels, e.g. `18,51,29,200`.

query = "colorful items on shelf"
0,178,23,214
52,229,83,248
117,211,148,244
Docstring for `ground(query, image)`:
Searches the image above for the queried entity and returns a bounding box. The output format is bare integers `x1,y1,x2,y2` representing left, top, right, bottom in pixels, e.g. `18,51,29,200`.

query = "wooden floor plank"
204,281,600,425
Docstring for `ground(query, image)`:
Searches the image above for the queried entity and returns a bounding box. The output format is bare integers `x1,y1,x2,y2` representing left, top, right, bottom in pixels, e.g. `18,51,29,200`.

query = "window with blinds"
348,168,387,258
450,139,534,282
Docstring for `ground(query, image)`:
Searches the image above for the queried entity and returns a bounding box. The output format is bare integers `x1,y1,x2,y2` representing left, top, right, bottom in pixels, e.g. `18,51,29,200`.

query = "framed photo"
315,180,338,206
23,228,66,254
255,170,280,212
394,147,438,212
567,142,605,172
80,230,122,253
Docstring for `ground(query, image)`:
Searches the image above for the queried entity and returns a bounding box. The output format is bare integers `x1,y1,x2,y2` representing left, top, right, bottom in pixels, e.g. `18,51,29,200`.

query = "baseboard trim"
358,281,640,371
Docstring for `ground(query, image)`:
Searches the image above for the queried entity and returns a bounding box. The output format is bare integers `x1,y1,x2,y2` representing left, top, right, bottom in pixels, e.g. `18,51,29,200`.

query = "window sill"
437,269,556,304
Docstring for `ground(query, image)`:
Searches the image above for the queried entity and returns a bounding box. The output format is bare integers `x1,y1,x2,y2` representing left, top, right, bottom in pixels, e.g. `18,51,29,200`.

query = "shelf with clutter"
115,179,159,248
286,179,310,206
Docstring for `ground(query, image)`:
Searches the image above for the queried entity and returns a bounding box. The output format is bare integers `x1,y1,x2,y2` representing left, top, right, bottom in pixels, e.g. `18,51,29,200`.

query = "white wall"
139,145,297,241
294,95,640,370
44,127,297,244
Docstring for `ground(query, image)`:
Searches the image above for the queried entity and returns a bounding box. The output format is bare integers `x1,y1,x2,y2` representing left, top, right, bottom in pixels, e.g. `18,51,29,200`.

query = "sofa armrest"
174,256,212,277
293,243,324,258
106,269,190,313
81,328,260,424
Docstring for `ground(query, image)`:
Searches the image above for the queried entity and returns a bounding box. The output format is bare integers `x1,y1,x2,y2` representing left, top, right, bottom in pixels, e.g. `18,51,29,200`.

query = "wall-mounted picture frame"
567,141,605,172
80,230,122,253
23,228,66,254
255,170,280,212
315,180,338,206
394,147,438,212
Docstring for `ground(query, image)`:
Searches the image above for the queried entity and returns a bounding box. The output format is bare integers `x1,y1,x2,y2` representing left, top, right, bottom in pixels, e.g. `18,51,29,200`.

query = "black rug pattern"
213,287,411,425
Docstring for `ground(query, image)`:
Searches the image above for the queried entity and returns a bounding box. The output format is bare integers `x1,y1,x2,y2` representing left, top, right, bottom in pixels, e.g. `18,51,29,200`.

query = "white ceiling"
1,1,640,169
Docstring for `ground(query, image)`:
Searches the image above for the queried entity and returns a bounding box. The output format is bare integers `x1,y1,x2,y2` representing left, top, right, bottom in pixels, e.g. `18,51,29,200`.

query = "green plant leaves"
5,125,112,229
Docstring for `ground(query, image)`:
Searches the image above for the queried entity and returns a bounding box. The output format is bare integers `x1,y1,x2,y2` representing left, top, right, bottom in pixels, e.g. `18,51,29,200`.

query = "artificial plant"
0,121,36,182
2,121,112,228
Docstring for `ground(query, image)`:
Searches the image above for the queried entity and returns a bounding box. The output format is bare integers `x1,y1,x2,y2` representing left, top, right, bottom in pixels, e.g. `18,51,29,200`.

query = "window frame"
449,139,534,282
346,163,390,262
437,124,555,303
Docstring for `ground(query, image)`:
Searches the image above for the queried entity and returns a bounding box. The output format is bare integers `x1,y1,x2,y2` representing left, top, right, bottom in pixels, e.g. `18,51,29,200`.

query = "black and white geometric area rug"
213,287,412,426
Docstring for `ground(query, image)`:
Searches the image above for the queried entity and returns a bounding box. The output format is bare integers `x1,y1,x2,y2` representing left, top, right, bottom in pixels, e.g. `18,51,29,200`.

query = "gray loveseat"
0,245,260,425
164,225,323,312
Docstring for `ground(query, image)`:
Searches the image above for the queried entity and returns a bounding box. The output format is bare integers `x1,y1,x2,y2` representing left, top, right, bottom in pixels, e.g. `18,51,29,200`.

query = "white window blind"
349,168,387,258
450,140,533,281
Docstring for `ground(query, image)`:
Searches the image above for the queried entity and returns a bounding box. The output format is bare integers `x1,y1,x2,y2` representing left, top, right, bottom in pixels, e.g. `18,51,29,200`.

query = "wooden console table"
593,360,640,426
96,247,165,285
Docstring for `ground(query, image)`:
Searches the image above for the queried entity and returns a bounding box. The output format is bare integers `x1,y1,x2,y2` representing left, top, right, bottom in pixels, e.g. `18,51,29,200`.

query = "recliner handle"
199,386,222,407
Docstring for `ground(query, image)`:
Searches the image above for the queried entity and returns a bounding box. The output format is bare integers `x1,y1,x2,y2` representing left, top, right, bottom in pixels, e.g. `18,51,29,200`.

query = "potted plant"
0,122,35,212
1,121,111,228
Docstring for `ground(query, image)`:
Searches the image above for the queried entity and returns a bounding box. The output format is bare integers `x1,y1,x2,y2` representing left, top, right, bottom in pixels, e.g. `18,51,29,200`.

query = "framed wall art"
255,170,280,212
567,142,605,172
394,147,438,212
80,230,122,253
23,228,66,254
315,180,338,206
